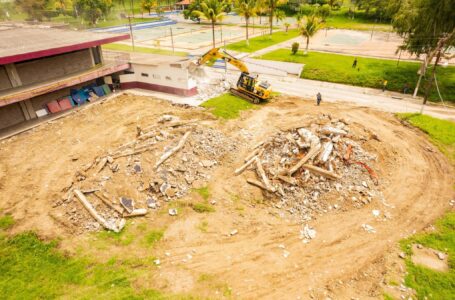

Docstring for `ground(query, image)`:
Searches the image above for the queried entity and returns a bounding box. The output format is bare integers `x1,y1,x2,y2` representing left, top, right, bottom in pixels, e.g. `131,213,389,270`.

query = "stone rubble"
238,114,381,227
59,115,236,232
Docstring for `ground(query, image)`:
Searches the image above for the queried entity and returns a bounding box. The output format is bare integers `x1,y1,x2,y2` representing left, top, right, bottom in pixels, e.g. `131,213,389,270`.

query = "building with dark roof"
0,23,130,130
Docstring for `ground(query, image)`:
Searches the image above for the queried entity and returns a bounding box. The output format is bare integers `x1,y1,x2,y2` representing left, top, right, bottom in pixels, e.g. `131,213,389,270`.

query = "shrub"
291,42,299,55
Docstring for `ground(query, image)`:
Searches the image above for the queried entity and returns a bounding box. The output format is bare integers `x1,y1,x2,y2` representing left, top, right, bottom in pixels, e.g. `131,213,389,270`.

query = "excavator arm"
197,48,249,74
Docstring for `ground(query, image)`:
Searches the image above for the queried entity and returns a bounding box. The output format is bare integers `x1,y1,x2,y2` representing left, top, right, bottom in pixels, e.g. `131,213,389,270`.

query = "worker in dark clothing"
316,92,322,106
352,58,357,68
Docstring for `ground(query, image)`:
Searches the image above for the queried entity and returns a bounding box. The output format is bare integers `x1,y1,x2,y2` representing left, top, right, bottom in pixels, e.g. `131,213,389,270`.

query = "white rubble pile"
57,115,236,233
237,114,381,222
188,65,233,102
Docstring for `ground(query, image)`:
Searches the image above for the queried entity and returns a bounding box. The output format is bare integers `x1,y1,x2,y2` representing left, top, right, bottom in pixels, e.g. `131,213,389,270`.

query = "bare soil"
0,94,453,299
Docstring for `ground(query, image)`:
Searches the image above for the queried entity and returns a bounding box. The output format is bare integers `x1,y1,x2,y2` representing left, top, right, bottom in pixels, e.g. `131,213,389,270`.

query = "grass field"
324,8,392,31
103,43,188,57
395,114,455,299
256,50,455,102
201,93,257,119
397,113,455,163
225,30,300,53
399,212,455,299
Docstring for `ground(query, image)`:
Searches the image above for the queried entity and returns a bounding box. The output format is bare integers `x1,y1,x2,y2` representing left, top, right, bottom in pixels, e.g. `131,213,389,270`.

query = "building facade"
0,24,130,130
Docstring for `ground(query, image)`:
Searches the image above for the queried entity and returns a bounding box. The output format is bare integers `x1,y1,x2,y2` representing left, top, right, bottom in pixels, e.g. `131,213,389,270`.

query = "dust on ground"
0,94,453,299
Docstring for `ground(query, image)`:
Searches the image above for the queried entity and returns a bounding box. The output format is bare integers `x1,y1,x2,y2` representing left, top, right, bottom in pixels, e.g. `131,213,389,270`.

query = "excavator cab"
196,48,272,103
236,72,272,103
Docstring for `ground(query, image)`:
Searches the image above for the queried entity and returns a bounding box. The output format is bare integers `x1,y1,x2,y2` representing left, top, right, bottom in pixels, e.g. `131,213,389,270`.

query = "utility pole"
170,27,175,53
128,16,135,50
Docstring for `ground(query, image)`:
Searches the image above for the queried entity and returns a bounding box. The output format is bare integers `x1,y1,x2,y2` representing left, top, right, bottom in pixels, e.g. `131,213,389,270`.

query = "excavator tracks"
229,88,261,104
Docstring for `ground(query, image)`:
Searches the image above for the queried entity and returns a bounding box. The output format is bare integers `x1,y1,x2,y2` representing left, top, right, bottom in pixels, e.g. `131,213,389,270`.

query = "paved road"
208,69,455,121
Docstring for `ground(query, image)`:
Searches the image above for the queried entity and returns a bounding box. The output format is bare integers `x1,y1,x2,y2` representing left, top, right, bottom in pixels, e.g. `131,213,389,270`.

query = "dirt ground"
0,94,453,299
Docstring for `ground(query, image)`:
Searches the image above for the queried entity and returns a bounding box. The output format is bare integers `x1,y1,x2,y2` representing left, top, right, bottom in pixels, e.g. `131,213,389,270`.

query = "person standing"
316,92,322,106
403,82,409,94
352,58,357,68
382,80,388,92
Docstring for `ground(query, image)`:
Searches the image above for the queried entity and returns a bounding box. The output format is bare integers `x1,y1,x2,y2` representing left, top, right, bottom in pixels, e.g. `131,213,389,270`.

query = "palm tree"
193,0,228,48
298,14,321,54
268,0,287,35
275,9,286,25
234,0,257,46
254,0,266,24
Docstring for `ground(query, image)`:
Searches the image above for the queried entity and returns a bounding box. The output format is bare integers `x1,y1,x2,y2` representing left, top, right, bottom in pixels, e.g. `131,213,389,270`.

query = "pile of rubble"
57,115,236,232
188,64,232,102
236,114,381,223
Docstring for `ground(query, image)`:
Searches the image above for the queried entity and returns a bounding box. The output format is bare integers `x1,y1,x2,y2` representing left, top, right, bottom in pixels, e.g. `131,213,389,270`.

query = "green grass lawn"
394,114,455,299
225,30,300,53
324,8,392,31
397,113,455,163
399,212,455,299
256,50,455,102
103,43,188,57
201,93,256,119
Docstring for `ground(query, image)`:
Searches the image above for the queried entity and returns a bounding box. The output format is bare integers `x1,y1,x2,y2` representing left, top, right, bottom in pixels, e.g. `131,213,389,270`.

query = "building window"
141,73,149,77
170,64,181,68
152,74,160,79
165,76,171,80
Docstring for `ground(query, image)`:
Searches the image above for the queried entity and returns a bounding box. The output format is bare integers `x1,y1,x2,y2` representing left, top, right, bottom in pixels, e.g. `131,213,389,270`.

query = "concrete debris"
168,208,178,216
154,259,161,265
230,229,238,236
237,115,381,222
436,252,446,260
372,210,380,217
361,224,376,233
283,250,290,258
399,252,406,259
61,117,236,232
301,224,317,240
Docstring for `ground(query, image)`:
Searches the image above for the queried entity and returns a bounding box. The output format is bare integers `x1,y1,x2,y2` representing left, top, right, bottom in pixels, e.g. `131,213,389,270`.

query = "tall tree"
15,0,49,21
267,0,287,35
74,0,113,25
392,0,455,102
298,14,321,54
193,0,227,48
274,8,285,24
234,0,257,46
255,0,267,24
141,0,155,13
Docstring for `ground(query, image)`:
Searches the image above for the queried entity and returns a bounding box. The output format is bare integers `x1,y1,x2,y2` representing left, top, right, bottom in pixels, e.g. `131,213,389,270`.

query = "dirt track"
0,94,453,299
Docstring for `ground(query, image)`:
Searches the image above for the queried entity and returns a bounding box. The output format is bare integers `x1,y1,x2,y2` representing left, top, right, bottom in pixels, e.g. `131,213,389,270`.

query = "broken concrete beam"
319,141,333,162
302,164,341,180
288,144,321,175
246,178,270,191
235,152,261,175
255,158,275,192
244,148,260,162
123,208,148,217
94,192,124,214
321,126,348,136
96,157,108,173
277,175,297,185
154,131,191,169
74,190,116,231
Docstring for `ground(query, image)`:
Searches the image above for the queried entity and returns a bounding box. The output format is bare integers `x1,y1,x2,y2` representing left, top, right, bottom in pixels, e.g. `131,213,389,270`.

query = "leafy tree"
141,0,155,14
183,0,202,23
392,0,455,103
318,3,330,20
234,0,257,46
284,21,290,32
298,14,321,54
74,0,113,25
15,0,49,21
255,0,267,24
268,0,287,35
193,0,228,48
275,8,285,24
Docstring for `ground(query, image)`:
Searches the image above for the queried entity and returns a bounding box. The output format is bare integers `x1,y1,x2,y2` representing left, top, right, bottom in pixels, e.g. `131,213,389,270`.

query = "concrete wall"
15,49,94,86
0,103,25,129
0,66,12,91
119,62,196,91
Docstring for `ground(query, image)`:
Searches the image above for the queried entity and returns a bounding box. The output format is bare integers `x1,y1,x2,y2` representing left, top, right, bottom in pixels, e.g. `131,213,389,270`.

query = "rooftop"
0,23,130,64
128,52,191,66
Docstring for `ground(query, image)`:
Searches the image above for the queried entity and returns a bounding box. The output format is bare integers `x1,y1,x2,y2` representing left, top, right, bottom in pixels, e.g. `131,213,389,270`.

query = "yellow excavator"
196,48,272,103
